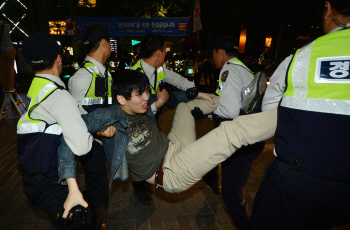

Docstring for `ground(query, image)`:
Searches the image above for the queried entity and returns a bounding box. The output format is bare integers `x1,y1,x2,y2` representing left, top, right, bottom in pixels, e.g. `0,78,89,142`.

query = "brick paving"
1,91,347,230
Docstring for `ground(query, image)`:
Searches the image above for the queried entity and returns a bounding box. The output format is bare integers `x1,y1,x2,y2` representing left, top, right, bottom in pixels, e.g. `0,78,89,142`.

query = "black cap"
22,32,62,64
208,36,239,55
82,24,111,51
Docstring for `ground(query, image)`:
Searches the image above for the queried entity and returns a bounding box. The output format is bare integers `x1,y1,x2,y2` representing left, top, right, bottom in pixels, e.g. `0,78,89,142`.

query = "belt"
154,160,164,189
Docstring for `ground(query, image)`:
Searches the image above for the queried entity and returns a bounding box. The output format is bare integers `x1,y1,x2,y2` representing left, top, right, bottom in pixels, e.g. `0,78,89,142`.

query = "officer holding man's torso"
69,25,113,114
68,24,114,230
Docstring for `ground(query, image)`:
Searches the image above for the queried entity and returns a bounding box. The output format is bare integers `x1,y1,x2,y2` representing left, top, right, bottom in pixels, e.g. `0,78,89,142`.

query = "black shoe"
134,189,153,205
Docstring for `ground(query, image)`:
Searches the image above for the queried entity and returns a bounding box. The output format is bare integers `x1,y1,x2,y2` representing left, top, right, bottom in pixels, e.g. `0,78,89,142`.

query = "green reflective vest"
275,28,350,182
17,77,62,177
81,62,113,111
216,59,254,95
131,60,165,94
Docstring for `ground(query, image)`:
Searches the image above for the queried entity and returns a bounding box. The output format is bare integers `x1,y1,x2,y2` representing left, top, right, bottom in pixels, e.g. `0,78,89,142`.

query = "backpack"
241,71,267,114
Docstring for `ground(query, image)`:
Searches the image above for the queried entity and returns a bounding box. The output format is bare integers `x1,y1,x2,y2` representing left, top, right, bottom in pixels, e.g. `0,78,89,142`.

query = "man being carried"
59,70,275,194
130,33,214,203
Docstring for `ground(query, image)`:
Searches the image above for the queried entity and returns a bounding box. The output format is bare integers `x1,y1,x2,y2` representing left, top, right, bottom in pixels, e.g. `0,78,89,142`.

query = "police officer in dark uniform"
251,1,350,229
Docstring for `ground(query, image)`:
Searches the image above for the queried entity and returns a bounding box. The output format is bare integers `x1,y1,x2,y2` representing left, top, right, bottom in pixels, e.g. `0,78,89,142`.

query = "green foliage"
116,0,189,18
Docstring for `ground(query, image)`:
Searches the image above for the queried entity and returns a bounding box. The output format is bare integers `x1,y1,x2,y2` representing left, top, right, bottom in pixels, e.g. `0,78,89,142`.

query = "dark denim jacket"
58,103,157,186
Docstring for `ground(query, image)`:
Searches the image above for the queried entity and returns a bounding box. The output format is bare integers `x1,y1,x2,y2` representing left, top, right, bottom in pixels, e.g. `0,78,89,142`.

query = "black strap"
103,68,109,105
153,67,157,91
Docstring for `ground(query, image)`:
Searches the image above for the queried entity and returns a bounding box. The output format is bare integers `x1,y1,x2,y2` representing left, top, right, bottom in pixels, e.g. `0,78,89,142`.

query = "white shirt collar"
85,56,106,75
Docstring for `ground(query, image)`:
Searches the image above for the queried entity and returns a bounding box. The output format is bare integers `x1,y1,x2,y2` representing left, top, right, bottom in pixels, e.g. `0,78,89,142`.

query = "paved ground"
1,80,348,229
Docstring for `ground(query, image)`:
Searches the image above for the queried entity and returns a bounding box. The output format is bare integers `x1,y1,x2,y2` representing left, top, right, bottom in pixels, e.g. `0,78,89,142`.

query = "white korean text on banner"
65,17,190,36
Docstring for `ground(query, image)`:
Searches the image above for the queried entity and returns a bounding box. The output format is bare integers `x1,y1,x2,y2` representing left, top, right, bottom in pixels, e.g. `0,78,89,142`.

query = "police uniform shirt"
214,57,254,119
69,56,109,115
28,74,93,156
140,59,195,113
262,23,350,112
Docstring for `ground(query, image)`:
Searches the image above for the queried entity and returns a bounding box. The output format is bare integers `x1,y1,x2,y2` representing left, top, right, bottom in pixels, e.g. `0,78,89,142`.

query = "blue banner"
65,17,189,36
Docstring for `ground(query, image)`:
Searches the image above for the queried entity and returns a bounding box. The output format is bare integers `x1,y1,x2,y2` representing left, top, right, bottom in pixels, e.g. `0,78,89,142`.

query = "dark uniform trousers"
22,140,109,230
204,115,264,230
251,159,350,230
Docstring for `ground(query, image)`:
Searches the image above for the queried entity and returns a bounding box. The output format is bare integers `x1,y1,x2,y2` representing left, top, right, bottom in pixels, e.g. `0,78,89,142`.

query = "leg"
202,166,220,195
251,159,350,230
22,173,68,227
221,142,264,230
132,180,153,205
163,108,277,193
167,97,220,145
78,141,109,230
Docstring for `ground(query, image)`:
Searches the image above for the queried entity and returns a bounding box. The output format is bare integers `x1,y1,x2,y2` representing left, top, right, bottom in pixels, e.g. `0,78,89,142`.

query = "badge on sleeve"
221,70,229,82
315,56,350,83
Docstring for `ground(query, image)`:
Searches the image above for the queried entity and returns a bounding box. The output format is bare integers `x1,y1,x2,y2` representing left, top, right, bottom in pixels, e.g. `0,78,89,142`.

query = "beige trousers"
162,97,277,193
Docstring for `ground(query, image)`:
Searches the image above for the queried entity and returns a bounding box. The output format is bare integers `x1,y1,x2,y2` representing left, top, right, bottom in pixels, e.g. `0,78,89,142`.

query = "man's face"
212,48,223,68
157,44,167,67
58,55,63,75
121,89,150,115
105,38,111,59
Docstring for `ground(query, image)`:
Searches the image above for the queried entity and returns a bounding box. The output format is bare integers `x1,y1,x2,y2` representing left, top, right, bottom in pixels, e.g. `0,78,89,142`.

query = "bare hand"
197,92,216,105
155,87,169,109
97,125,116,137
63,179,88,218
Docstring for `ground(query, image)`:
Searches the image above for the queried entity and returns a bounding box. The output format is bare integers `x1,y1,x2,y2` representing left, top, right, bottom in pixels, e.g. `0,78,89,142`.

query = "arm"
68,68,92,115
262,55,292,111
162,63,195,90
214,67,246,119
62,178,88,218
50,90,93,156
150,86,170,114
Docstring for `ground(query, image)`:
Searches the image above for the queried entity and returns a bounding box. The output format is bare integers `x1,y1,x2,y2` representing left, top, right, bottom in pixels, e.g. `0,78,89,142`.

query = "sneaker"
133,189,153,205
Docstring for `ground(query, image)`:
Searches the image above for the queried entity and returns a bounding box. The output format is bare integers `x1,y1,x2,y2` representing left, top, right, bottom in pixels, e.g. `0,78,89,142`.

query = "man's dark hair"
82,24,110,54
140,33,164,58
22,33,63,72
329,0,350,16
215,48,239,58
112,70,149,103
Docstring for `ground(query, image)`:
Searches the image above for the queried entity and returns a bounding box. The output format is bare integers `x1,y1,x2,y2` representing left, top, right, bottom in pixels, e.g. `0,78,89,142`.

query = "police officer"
205,36,264,230
251,1,350,228
68,24,114,229
132,33,214,114
18,32,93,228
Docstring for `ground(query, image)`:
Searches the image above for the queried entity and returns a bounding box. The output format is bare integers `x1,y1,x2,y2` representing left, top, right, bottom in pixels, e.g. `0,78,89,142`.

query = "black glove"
191,107,207,120
57,191,93,230
185,87,199,100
